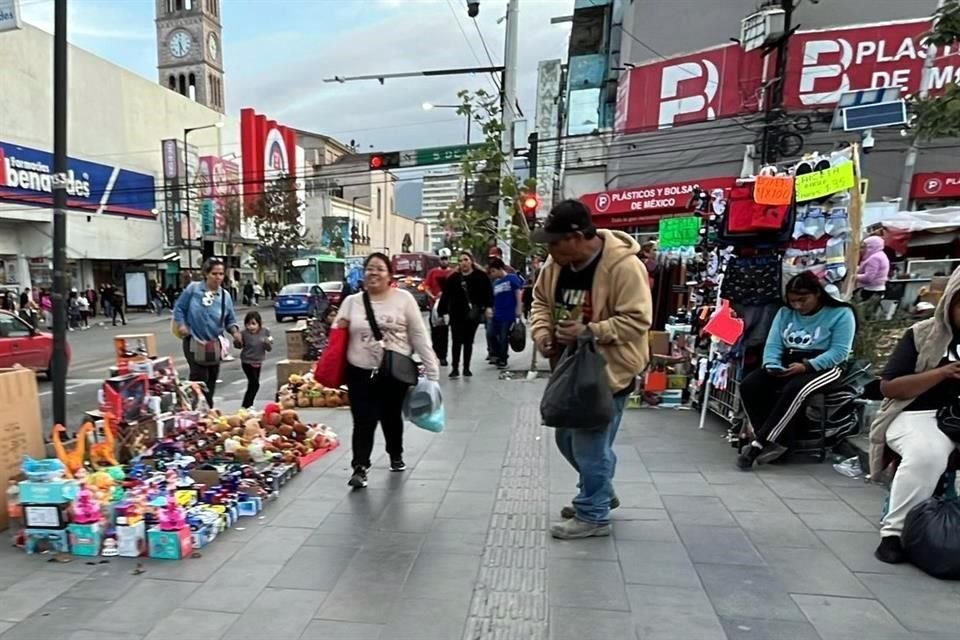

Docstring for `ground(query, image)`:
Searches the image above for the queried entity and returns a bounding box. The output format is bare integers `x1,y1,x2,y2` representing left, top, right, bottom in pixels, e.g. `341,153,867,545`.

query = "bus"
283,254,345,285
391,252,441,279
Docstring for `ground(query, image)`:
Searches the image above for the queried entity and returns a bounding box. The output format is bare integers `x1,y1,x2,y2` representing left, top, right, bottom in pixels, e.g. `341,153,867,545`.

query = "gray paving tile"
396,478,454,501
763,476,835,500
302,513,370,548
549,535,619,561
0,596,103,640
626,584,726,640
699,466,768,486
697,563,807,622
733,510,825,549
183,558,284,614
714,484,790,513
380,596,469,640
830,486,886,521
548,559,629,611
375,500,441,533
785,498,879,532
299,619,384,640
662,495,737,526
63,563,145,602
359,530,425,553
421,517,489,555
610,519,680,542
66,632,143,640
143,608,237,640
861,572,960,634
269,545,356,591
401,551,480,608
224,587,323,640
0,569,88,622
609,481,664,509
616,540,701,588
333,487,393,520
817,530,926,576
550,606,637,640
313,581,400,624
0,622,13,635
437,490,496,519
86,579,199,633
408,459,460,480
269,498,340,528
759,545,872,597
139,541,244,583
448,468,502,492
239,524,313,557
720,617,823,640
792,594,909,640
677,524,766,566
651,471,716,496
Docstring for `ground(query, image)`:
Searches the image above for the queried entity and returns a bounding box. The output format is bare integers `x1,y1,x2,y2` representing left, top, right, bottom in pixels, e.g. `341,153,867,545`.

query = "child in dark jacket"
240,311,272,409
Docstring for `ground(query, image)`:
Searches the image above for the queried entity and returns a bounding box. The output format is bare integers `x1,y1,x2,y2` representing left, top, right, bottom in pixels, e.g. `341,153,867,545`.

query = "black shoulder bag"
461,274,484,324
362,291,419,386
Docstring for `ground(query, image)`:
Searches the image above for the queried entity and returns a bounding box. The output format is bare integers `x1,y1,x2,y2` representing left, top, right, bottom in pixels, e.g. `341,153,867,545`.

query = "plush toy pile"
278,374,349,409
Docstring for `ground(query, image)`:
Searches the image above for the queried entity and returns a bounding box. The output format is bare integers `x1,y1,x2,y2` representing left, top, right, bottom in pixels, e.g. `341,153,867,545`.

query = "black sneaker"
736,445,762,471
439,359,448,367
348,467,368,489
875,536,905,564
463,369,473,377
449,369,460,379
390,458,407,472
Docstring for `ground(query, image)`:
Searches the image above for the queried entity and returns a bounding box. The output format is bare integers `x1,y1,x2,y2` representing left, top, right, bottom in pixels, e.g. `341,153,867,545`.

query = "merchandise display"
277,373,350,409
7,332,342,560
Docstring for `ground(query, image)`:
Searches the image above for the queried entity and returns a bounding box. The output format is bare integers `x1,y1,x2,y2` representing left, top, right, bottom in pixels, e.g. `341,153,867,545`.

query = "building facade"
421,168,467,251
0,23,227,296
544,0,960,236
156,0,225,113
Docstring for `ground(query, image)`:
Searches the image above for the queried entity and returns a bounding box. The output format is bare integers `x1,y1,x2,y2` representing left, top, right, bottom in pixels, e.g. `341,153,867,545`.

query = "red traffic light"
369,154,384,170
519,193,540,215
368,152,400,171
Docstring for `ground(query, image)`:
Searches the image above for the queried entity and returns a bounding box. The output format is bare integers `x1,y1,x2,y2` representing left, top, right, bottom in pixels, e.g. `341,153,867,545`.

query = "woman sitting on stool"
870,266,960,564
737,272,856,470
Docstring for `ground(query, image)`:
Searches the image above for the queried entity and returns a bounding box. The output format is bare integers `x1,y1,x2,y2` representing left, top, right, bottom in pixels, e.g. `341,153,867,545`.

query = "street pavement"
4,330,959,639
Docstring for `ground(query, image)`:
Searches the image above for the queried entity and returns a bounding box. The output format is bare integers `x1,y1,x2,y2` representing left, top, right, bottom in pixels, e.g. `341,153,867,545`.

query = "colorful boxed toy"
68,522,104,556
117,522,146,558
22,503,70,529
100,373,150,424
18,479,79,504
25,528,70,555
147,527,193,560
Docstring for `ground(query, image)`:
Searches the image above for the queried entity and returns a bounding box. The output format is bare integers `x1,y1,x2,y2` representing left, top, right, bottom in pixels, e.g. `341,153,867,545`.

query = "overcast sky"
22,0,572,152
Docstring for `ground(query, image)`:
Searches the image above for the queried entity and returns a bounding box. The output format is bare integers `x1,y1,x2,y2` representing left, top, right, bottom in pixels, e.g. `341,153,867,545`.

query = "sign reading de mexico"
0,140,156,217
239,107,297,203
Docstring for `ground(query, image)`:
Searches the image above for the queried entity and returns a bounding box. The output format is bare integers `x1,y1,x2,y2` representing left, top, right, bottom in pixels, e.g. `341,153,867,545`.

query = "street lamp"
183,121,224,279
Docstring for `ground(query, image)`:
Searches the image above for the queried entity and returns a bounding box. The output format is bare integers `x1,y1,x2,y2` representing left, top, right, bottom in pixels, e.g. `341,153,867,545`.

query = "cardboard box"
68,522,104,556
25,527,70,554
276,359,313,391
117,521,147,557
22,503,70,529
286,328,307,360
650,331,671,358
18,479,79,504
0,368,45,531
114,334,158,361
147,527,193,560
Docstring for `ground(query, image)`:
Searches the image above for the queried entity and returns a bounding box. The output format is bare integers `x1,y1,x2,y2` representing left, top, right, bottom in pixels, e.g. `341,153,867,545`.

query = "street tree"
246,175,306,282
911,0,960,139
438,89,538,266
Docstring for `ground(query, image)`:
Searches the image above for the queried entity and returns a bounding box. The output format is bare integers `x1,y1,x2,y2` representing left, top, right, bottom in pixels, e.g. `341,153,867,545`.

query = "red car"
0,310,70,377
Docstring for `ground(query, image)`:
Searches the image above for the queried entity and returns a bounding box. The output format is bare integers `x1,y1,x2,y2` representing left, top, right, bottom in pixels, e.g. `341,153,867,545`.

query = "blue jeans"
486,319,496,357
491,318,512,363
554,394,627,525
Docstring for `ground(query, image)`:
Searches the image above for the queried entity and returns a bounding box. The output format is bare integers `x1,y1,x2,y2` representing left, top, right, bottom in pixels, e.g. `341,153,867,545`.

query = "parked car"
274,284,329,323
318,281,345,308
0,310,70,378
393,276,429,310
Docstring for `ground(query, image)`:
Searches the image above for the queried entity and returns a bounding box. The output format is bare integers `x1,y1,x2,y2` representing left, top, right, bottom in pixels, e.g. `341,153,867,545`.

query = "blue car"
274,284,329,323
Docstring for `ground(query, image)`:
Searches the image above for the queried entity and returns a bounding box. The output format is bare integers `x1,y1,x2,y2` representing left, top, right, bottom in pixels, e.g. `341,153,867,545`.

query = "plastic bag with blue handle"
403,378,444,433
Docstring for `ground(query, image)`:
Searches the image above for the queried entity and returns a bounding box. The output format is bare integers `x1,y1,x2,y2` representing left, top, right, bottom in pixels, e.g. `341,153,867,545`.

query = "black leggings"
182,337,220,407
241,362,262,408
740,365,844,444
450,320,480,371
346,364,410,469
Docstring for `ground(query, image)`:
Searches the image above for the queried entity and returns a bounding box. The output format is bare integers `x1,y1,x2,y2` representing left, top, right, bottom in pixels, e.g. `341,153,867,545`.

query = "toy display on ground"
5,332,342,561
277,373,349,409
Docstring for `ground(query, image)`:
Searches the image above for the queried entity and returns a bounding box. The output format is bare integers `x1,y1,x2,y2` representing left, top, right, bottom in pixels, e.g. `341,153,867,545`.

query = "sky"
20,0,573,152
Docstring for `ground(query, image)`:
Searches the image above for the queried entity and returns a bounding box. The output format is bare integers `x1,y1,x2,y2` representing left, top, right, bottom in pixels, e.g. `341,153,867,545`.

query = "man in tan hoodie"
530,200,652,539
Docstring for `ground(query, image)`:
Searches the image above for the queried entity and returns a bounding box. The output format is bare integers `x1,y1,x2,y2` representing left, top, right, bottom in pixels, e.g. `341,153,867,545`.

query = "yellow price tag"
795,162,855,201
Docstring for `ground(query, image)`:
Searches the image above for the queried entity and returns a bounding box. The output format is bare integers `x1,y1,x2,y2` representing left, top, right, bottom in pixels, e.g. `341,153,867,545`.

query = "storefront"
911,172,960,210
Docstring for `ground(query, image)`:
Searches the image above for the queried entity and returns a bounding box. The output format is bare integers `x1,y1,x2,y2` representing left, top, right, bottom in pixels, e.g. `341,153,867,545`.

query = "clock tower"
156,0,225,113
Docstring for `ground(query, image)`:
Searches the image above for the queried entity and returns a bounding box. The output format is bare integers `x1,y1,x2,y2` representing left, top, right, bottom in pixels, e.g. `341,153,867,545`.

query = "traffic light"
368,152,400,171
519,192,540,217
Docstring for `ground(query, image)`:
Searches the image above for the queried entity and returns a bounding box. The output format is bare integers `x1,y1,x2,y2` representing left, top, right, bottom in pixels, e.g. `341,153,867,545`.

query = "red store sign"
911,172,960,200
614,43,763,132
240,107,298,203
581,177,736,227
783,19,960,109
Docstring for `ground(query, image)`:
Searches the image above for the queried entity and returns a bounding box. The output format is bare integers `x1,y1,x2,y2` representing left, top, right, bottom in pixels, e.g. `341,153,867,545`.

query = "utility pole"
898,0,946,209
497,0,520,263
759,0,795,164
51,0,68,427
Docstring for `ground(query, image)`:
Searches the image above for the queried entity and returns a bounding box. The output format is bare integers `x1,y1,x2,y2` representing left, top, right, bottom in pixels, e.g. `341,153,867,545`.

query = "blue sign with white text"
0,140,156,217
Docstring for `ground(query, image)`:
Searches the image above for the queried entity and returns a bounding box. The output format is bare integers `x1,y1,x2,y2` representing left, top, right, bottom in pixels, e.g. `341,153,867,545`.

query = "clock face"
169,30,192,58
207,33,218,60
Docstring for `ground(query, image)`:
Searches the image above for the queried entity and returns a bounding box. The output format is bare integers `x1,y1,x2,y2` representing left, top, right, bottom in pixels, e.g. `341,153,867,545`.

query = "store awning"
580,177,737,228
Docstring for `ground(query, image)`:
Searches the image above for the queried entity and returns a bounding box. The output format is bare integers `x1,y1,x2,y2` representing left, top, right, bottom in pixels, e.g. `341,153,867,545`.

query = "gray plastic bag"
540,330,614,430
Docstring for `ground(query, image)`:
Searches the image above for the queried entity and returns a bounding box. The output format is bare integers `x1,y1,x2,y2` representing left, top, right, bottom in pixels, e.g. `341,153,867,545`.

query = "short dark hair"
364,252,393,274
244,310,262,326
202,258,224,275
488,257,506,271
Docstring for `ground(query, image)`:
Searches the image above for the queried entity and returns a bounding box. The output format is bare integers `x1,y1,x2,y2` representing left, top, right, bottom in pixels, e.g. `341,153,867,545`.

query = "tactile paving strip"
463,404,549,640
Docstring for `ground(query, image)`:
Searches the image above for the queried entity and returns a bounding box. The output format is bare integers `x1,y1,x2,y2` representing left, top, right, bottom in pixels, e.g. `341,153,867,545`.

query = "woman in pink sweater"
856,235,890,301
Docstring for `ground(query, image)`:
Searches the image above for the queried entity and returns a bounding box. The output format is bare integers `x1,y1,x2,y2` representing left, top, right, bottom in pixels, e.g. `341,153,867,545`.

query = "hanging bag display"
362,292,419,386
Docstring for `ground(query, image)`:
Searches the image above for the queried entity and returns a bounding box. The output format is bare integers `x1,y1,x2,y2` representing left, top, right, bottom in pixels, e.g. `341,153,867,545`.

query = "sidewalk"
2,360,957,639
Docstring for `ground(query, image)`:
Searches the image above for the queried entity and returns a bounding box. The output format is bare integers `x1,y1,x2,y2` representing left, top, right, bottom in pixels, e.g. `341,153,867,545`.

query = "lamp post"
183,122,223,278
422,102,473,209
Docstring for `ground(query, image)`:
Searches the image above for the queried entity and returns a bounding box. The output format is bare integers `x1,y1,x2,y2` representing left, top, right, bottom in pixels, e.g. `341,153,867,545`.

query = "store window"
188,73,197,101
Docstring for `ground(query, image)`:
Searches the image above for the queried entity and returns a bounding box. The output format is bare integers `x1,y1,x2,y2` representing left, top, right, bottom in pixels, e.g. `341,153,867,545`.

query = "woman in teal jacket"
737,272,856,470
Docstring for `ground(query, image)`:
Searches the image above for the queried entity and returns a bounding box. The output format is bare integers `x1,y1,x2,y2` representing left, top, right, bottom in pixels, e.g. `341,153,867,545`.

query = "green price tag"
658,215,701,249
